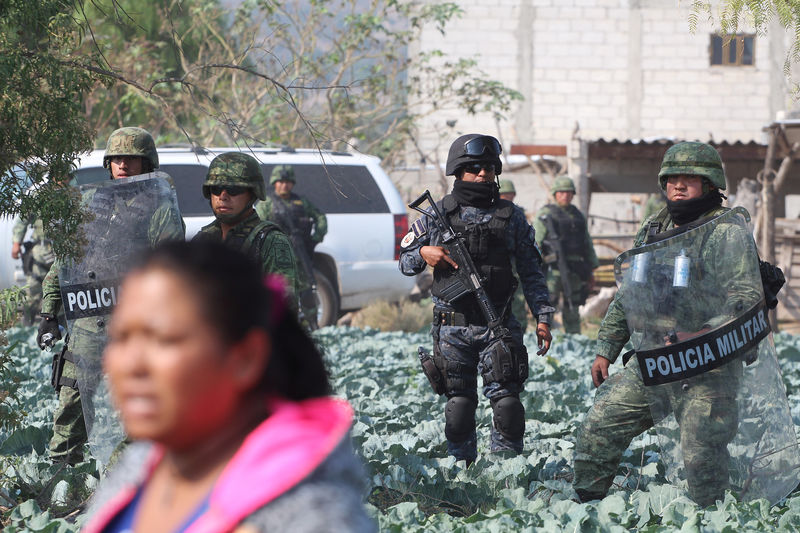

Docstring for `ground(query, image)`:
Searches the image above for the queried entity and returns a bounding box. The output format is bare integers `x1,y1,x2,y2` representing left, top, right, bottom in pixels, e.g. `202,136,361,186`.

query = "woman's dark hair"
130,240,331,400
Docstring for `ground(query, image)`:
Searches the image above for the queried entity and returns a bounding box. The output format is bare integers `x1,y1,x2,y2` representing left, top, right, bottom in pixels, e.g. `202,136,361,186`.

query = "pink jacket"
83,397,373,533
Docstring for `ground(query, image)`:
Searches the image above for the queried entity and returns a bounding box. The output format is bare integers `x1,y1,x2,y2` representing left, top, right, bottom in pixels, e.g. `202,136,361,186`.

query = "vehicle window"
72,167,108,186
261,164,388,214
160,164,212,216
72,164,212,217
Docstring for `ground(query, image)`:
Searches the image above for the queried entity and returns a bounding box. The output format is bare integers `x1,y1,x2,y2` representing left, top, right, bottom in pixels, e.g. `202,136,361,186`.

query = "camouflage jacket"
255,192,328,245
12,215,45,244
596,205,759,363
398,195,554,323
533,203,599,271
193,211,301,309
41,185,185,316
12,215,55,265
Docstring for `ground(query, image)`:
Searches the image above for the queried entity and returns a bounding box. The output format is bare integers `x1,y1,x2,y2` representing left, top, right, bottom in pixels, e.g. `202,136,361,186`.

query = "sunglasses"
462,162,496,174
208,185,249,196
464,136,502,157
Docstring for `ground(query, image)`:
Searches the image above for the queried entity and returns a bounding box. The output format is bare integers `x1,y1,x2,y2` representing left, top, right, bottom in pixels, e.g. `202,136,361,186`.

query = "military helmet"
270,165,296,185
498,179,516,194
103,127,159,169
202,152,266,200
445,134,503,176
658,141,726,190
550,176,576,194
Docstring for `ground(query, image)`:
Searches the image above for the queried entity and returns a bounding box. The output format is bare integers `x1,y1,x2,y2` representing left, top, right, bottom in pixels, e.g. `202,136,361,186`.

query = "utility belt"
433,306,506,327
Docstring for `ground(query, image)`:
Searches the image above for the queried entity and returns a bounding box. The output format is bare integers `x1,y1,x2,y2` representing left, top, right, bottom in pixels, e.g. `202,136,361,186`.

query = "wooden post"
759,129,777,256
568,138,590,215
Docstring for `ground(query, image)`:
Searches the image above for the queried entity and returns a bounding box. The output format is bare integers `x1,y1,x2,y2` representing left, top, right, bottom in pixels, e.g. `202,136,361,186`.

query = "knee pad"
491,395,525,440
445,396,477,443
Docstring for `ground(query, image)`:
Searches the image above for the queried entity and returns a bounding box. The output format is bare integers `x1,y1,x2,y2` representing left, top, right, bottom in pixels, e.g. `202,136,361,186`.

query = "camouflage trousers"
19,262,51,326
49,359,87,464
573,358,740,506
50,325,108,464
433,314,527,462
546,269,586,334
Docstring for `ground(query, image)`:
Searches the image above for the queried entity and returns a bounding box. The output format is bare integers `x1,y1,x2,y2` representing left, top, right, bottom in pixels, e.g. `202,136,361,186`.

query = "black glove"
37,314,61,349
760,259,785,310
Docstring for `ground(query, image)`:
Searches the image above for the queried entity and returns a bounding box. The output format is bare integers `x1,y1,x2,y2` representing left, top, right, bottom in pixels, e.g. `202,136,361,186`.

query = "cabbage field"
4,324,800,531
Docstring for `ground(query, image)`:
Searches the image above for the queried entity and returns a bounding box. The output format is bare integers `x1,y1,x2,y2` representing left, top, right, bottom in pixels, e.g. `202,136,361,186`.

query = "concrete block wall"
407,0,794,166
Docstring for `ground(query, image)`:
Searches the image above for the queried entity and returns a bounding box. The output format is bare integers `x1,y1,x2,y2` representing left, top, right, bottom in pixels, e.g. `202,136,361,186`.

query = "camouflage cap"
103,127,158,169
550,176,576,194
498,179,516,194
658,141,726,190
269,165,296,185
202,152,266,200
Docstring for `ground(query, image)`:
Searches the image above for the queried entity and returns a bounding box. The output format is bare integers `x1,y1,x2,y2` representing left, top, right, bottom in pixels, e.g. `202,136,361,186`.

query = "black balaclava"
451,163,500,208
666,188,725,226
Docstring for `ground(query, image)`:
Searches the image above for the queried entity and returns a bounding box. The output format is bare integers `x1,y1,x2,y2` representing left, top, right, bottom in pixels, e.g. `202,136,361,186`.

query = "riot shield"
614,207,799,504
58,172,183,467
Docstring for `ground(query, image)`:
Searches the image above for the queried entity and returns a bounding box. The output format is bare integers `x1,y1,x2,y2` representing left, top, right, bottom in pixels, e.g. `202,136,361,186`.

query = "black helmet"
445,134,503,176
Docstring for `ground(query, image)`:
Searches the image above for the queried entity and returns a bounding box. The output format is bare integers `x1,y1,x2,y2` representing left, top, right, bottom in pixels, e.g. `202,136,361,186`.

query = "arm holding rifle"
539,213,575,311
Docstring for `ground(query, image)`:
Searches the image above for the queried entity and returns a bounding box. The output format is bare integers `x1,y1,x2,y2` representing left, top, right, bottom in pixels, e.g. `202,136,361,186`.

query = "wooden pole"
759,129,777,255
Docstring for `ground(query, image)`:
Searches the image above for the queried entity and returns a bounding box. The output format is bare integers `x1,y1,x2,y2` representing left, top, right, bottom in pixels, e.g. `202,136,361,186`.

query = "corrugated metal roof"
588,138,766,161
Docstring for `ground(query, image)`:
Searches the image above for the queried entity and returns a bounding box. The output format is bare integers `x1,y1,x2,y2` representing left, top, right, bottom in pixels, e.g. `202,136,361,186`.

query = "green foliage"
6,324,800,529
0,327,97,529
72,0,520,163
0,0,96,261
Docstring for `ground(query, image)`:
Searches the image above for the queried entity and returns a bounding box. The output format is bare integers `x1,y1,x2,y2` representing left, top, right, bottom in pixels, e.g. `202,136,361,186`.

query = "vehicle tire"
314,268,339,327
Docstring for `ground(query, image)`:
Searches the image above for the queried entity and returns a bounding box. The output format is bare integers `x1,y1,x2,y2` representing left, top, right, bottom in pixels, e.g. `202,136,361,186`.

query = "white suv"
2,146,415,326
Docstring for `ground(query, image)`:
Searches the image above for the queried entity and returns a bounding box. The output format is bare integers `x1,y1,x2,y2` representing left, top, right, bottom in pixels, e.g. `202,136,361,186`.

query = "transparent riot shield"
58,172,184,467
614,207,799,504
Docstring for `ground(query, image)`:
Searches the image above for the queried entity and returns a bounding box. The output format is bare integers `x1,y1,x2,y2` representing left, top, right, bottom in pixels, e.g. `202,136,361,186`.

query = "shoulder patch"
400,231,416,248
411,218,427,238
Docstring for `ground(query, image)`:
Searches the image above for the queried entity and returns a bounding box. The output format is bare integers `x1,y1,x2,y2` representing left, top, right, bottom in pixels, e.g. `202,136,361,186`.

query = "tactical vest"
226,220,282,268
269,192,313,242
543,204,589,257
431,195,515,313
641,206,728,246
196,219,281,272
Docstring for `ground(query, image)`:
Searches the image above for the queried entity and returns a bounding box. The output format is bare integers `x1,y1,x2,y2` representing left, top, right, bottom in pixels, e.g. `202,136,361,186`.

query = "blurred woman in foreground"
83,241,374,533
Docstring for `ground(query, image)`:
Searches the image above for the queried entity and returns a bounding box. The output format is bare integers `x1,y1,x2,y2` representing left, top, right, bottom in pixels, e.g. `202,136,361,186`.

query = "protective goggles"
464,136,502,157
208,185,249,196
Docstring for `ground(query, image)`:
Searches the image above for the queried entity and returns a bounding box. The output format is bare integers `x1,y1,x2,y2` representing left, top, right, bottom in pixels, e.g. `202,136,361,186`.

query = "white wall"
409,0,796,164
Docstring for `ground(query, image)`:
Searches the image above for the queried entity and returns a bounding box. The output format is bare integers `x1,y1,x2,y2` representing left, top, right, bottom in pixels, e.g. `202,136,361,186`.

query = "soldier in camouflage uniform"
640,191,666,223
534,176,599,334
573,142,749,506
11,216,55,325
37,127,185,464
255,165,326,326
498,179,529,330
399,134,554,463
194,153,301,314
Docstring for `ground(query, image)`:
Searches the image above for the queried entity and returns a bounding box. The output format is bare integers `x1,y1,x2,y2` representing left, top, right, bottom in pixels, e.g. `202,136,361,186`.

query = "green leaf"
0,426,49,456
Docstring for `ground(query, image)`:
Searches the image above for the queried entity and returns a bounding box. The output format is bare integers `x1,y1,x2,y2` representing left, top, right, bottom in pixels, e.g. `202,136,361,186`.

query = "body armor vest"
431,195,515,313
543,204,589,258
269,192,313,248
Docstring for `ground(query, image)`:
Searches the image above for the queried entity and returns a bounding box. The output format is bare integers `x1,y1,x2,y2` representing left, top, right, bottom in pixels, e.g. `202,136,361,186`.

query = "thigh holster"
418,346,445,395
484,334,529,385
51,345,77,393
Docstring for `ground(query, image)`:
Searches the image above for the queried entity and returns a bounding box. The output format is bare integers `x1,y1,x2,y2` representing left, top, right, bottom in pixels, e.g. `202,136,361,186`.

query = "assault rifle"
409,190,525,384
409,190,505,330
540,214,574,310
